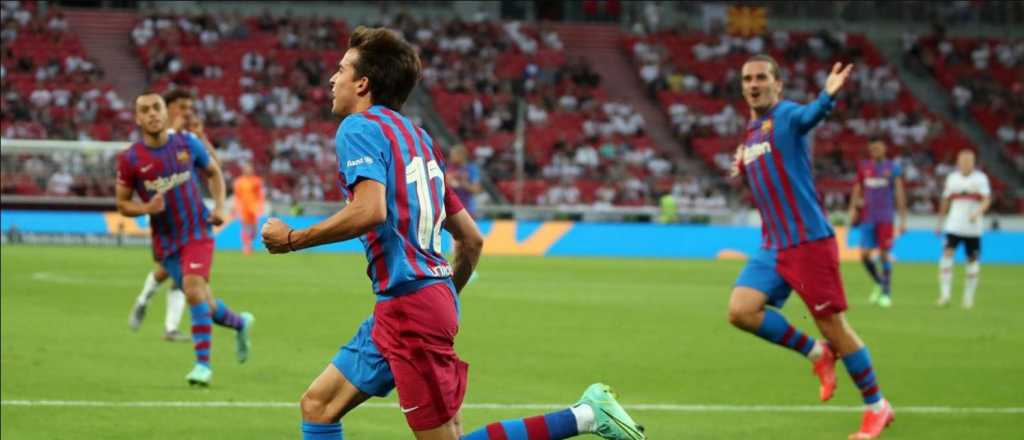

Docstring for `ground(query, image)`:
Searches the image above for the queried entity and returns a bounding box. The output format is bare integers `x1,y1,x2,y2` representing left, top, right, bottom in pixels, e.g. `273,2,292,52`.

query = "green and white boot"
575,383,646,440
186,364,212,387
868,286,882,305
236,312,254,364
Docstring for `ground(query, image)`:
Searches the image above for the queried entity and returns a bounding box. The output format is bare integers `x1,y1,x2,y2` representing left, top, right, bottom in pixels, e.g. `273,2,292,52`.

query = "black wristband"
287,229,296,252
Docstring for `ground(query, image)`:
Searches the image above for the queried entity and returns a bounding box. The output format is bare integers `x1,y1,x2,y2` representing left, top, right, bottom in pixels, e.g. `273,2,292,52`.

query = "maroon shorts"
736,237,848,318
371,282,468,431
161,238,214,287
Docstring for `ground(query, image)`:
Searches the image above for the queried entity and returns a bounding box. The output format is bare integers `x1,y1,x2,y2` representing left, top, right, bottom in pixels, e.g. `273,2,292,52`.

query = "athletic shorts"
859,222,894,251
161,238,214,288
944,233,981,259
735,237,848,318
332,281,467,431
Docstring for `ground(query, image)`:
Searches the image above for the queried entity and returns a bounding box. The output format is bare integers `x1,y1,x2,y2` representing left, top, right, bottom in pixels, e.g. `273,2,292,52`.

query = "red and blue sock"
212,298,244,330
756,309,816,356
462,409,578,439
842,347,883,405
301,421,341,440
189,302,212,367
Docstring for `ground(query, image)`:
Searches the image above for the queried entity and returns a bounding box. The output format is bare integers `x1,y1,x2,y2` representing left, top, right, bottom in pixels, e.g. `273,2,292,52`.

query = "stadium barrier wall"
3,210,1024,263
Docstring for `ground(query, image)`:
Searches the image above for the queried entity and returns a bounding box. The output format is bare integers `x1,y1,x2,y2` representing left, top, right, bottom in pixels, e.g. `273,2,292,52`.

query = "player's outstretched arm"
848,182,862,226
443,209,484,294
115,184,164,217
792,62,853,133
894,177,908,233
262,179,386,254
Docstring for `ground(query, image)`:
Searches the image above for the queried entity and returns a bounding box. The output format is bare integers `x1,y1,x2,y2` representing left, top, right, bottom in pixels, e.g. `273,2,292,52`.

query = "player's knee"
727,307,755,330
299,390,332,422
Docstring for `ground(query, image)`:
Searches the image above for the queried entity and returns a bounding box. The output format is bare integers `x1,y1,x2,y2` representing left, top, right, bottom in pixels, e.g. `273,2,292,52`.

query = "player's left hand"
208,207,225,226
261,217,293,254
824,62,854,97
898,222,907,236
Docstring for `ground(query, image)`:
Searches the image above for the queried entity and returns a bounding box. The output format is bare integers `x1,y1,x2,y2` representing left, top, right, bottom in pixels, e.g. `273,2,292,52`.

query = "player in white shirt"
936,150,991,309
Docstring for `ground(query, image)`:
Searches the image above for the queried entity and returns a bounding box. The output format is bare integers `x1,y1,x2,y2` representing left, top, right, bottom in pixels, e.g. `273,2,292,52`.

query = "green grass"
2,245,1022,439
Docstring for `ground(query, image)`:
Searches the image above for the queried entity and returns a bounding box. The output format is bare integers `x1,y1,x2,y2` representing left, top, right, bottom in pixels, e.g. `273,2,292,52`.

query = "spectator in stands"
46,167,72,196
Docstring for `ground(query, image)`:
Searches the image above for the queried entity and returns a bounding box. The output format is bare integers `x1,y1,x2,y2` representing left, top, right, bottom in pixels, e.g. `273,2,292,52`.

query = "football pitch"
2,245,1022,439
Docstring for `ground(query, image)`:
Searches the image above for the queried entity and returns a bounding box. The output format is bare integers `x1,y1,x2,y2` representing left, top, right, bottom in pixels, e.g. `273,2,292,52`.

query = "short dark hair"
348,26,421,110
134,90,163,112
743,54,783,81
162,88,194,106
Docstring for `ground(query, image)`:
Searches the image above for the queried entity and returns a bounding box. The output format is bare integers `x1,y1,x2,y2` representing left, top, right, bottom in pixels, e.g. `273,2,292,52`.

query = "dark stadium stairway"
549,23,704,175
65,9,147,102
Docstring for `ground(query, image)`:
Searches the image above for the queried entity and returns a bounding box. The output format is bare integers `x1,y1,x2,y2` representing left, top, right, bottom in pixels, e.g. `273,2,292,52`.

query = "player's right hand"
147,192,166,214
848,209,858,226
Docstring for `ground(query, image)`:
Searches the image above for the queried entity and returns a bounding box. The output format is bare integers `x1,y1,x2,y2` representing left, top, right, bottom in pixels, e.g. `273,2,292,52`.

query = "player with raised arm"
936,150,991,309
727,55,894,439
848,139,907,308
260,26,645,440
117,92,253,386
128,88,222,341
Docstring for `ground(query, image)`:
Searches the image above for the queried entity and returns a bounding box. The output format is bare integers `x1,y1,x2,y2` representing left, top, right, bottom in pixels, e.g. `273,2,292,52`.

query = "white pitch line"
2,400,1022,414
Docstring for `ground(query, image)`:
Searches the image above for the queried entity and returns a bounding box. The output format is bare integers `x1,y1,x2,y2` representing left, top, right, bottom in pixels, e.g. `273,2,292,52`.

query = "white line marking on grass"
3,400,1022,414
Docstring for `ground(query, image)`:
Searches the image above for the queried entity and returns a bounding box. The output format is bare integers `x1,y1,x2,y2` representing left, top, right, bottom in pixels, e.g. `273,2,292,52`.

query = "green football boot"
575,383,646,440
877,294,892,308
868,286,882,305
186,364,212,387
236,312,254,364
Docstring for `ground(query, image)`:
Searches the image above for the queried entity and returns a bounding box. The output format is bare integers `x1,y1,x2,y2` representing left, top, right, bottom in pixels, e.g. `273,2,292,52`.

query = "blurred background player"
936,150,991,309
445,144,482,219
233,162,265,255
727,56,894,439
116,92,253,386
260,26,645,440
127,89,224,338
848,139,907,308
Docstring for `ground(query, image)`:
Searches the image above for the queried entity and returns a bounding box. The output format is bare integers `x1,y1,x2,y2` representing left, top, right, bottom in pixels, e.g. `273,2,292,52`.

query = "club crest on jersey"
177,150,190,163
761,120,772,133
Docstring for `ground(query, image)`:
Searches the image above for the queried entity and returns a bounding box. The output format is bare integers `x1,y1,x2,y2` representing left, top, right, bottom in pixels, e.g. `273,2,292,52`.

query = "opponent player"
260,26,645,440
727,55,894,439
233,162,265,255
117,92,254,386
936,149,990,309
847,139,907,308
128,88,221,340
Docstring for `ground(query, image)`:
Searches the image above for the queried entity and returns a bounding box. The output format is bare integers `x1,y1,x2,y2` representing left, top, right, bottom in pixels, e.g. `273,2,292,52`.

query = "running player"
847,139,907,308
117,92,253,386
261,26,645,440
728,55,894,439
232,162,265,255
936,149,991,309
128,88,221,340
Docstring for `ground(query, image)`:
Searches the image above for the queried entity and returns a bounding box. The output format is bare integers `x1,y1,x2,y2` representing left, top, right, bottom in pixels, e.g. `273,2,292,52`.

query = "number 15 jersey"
336,105,464,297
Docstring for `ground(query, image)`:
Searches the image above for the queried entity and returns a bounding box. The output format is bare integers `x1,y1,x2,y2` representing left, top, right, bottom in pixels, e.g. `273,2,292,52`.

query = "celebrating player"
847,139,907,308
727,56,894,439
936,149,991,308
128,88,221,340
116,92,254,386
233,162,265,255
261,26,645,440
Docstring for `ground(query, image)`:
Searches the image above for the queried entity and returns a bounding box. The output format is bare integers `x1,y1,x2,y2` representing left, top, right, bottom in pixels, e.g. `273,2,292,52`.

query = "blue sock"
189,302,212,367
881,259,892,295
462,408,578,439
755,309,816,356
861,256,882,284
841,347,883,405
212,298,244,330
301,421,342,440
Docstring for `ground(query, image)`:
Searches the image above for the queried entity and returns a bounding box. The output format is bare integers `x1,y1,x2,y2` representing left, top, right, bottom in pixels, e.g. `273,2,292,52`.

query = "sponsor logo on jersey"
742,141,773,165
144,170,192,193
429,264,453,277
346,156,374,168
761,120,772,133
177,150,190,163
864,177,890,188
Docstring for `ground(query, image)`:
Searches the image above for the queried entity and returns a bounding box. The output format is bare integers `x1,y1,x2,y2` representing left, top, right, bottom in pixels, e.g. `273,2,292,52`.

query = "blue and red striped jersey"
856,159,901,224
116,132,212,260
739,91,836,250
336,105,465,296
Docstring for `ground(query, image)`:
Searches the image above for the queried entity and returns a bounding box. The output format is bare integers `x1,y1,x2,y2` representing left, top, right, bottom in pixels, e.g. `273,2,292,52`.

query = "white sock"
868,400,886,412
165,289,186,333
571,403,596,433
938,256,953,301
135,271,161,306
963,262,980,307
807,340,825,362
